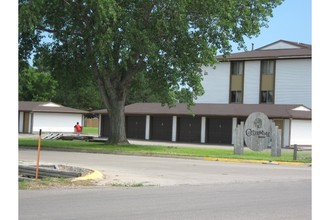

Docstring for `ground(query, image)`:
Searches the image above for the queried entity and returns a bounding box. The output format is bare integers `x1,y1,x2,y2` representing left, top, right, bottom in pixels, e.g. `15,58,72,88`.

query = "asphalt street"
19,149,312,220
19,149,311,186
20,180,311,220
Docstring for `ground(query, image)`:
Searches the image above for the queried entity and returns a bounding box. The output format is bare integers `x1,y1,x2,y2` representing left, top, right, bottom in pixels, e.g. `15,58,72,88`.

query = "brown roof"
92,103,311,119
217,40,311,61
19,101,88,114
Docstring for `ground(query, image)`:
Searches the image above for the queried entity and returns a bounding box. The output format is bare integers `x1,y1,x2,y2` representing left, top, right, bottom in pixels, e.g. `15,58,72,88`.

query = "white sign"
244,112,271,151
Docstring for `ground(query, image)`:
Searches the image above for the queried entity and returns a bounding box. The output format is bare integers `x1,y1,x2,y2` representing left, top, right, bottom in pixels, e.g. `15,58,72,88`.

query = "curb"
72,169,104,182
203,157,311,166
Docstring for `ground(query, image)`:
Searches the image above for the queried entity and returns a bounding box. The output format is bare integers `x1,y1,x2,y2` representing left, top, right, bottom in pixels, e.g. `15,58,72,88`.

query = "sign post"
36,129,42,179
234,112,282,157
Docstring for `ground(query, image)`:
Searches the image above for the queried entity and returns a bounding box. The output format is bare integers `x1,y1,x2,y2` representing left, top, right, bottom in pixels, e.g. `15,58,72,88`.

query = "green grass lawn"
82,127,98,135
18,138,312,164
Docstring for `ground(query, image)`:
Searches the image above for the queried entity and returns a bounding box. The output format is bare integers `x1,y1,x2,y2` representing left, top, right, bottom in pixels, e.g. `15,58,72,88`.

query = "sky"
232,0,312,52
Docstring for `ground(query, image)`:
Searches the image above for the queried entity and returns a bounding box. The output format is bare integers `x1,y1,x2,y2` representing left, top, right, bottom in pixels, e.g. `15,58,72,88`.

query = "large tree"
19,0,283,144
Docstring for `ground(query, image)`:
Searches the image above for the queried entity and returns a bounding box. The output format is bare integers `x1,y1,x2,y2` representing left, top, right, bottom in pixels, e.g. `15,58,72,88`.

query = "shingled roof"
19,101,88,114
92,103,311,120
217,40,311,61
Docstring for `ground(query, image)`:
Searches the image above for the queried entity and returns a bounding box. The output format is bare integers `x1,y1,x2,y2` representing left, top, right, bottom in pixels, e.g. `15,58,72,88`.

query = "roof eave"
217,55,311,62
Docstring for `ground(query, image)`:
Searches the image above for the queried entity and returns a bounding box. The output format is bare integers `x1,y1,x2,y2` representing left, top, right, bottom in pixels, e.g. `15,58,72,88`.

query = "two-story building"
197,40,311,108
94,40,312,147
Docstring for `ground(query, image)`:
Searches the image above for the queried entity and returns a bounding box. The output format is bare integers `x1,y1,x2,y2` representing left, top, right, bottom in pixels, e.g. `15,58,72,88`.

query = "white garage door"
33,112,83,133
290,120,312,146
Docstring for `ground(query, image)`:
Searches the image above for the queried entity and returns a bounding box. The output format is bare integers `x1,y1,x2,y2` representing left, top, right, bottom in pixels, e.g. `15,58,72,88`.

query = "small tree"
19,0,283,144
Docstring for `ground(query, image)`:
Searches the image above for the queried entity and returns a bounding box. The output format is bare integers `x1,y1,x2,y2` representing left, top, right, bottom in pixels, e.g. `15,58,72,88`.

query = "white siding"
243,61,260,104
260,42,300,50
196,63,230,103
32,112,83,133
290,120,312,146
275,59,311,108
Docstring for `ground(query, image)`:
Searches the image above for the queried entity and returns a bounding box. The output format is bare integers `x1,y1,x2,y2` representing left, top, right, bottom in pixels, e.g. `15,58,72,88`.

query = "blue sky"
232,0,311,52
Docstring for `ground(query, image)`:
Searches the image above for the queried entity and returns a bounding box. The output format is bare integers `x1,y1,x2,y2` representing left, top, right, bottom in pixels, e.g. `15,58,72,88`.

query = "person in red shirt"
74,122,82,136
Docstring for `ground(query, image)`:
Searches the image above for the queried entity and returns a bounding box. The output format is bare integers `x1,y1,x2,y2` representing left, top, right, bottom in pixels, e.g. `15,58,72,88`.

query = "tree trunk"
106,98,129,145
91,66,130,145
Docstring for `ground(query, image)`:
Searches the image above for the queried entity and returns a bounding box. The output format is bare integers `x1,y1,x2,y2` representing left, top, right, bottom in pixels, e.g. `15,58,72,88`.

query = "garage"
18,101,88,134
32,112,83,133
126,115,146,139
206,117,232,144
93,103,312,147
150,116,172,141
289,119,312,146
177,116,201,143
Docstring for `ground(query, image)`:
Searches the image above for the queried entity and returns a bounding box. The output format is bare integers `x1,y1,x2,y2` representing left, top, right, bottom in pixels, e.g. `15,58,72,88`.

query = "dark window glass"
260,91,273,103
231,91,242,103
231,62,243,75
261,60,275,75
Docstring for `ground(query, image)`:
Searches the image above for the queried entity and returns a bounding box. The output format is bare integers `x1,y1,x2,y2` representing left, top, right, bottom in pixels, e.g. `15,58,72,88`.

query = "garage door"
33,112,82,133
206,117,232,144
126,116,146,139
177,116,201,143
150,116,172,141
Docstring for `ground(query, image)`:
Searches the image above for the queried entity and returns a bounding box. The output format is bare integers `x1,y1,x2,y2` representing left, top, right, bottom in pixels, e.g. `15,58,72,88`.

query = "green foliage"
126,72,162,104
19,0,284,143
31,41,105,110
19,66,58,101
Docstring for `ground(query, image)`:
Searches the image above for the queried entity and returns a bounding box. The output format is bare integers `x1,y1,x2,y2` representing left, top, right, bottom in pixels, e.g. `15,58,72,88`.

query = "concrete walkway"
19,133,233,149
19,133,311,153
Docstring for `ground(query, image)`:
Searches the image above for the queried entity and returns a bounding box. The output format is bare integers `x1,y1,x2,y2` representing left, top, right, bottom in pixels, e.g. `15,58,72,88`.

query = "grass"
18,138,312,164
19,177,96,190
110,182,145,187
81,127,98,135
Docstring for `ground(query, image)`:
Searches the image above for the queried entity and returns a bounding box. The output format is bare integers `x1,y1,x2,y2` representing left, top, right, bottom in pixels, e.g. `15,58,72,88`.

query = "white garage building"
18,101,88,133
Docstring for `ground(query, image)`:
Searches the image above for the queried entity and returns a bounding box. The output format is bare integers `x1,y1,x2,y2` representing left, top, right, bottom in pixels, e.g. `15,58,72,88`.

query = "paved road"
19,149,311,219
20,180,311,220
19,149,310,186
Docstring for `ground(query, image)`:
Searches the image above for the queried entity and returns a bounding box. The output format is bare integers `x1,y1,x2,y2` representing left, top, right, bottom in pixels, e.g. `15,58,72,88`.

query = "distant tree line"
19,57,160,110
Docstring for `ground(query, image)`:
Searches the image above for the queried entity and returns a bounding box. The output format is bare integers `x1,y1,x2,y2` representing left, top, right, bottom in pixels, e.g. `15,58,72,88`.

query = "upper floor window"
231,91,243,103
260,90,273,103
231,61,244,75
261,60,275,75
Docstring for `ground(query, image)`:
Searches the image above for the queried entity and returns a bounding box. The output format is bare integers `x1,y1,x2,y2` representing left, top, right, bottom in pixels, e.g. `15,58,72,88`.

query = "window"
231,61,243,75
231,91,243,103
261,60,275,75
260,90,273,103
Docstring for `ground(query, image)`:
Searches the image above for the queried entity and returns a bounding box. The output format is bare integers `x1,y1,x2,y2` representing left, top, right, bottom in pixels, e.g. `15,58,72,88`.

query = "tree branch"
35,25,57,33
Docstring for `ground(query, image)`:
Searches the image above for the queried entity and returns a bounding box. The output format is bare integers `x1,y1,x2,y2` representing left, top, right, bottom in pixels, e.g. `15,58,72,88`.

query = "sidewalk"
19,133,309,152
